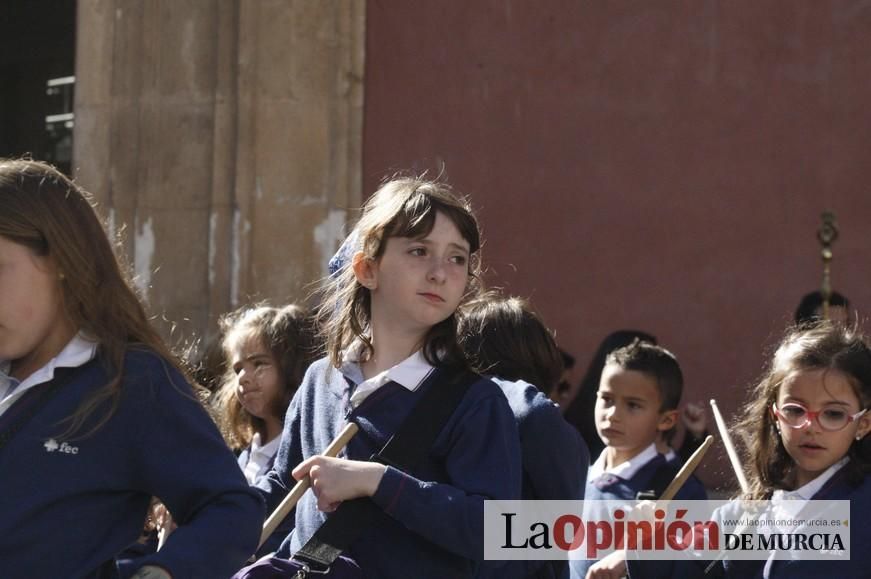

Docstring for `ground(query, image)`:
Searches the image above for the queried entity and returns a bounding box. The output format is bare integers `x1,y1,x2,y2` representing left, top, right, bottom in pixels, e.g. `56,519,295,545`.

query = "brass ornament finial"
817,211,839,320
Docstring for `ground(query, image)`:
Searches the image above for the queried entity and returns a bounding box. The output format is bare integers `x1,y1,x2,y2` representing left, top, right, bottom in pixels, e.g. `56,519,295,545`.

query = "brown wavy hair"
0,158,182,438
215,304,318,450
735,323,871,499
457,293,563,394
318,176,482,369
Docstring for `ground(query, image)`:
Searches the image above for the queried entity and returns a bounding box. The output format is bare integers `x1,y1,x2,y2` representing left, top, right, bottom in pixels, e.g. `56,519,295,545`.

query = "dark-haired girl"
255,177,521,578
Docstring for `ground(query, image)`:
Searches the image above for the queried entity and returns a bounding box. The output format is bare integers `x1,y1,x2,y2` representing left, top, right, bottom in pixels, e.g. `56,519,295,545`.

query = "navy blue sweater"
572,452,707,578
0,349,264,578
258,358,522,579
582,453,707,503
478,378,589,579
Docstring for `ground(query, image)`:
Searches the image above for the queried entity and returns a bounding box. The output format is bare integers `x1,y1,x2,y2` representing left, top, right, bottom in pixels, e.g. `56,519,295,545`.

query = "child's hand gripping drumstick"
258,422,359,548
586,436,714,578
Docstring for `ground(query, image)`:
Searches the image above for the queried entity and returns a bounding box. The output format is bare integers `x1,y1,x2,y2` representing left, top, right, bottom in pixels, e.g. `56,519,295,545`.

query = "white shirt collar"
0,332,98,417
588,443,660,482
250,431,281,457
340,341,434,408
771,457,850,501
240,432,282,485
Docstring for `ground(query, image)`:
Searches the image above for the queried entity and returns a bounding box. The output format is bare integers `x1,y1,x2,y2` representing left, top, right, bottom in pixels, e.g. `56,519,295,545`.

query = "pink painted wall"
363,1,871,489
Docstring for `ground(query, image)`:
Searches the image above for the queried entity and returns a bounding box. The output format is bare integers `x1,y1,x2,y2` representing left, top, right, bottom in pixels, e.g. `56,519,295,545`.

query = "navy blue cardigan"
478,378,590,579
571,452,708,578
257,358,522,579
0,349,264,578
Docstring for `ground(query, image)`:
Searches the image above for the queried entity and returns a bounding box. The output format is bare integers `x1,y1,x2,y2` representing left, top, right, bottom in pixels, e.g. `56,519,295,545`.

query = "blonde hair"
318,176,482,369
0,158,183,438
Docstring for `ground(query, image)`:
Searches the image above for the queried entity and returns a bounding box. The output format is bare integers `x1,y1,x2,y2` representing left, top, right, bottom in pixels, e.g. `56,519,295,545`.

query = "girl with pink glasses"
623,323,871,579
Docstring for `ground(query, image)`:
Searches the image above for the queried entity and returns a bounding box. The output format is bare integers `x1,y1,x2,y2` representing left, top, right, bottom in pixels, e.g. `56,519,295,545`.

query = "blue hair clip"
328,230,359,277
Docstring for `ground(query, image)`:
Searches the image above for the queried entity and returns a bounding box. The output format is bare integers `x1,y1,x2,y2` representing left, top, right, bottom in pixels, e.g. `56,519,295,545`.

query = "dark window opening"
0,1,77,176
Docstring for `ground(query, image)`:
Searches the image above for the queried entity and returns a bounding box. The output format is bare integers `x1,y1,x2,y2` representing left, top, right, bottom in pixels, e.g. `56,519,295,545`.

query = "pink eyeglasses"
772,402,867,432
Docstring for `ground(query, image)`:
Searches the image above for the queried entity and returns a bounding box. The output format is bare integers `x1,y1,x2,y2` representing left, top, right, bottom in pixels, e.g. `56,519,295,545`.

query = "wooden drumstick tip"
709,398,750,494
659,435,714,501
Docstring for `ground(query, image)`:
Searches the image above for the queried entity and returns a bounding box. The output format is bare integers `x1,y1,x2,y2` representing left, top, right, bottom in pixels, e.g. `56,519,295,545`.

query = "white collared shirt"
771,456,850,502
588,443,660,482
0,333,98,418
759,457,850,576
239,432,281,485
340,342,434,408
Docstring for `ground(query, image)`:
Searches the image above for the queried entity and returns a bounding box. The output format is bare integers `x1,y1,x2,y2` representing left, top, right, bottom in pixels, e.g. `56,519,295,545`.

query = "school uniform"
238,432,281,485
0,334,264,579
571,444,708,578
626,458,870,579
239,432,283,556
257,350,523,579
584,443,707,502
477,377,590,579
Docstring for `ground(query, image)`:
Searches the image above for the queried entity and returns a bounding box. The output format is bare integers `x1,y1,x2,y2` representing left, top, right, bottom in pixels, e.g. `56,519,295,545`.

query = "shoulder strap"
294,367,478,570
372,367,476,470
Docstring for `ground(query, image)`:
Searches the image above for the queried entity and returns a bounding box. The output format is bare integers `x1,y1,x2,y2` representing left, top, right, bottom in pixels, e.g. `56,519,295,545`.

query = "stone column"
73,0,365,344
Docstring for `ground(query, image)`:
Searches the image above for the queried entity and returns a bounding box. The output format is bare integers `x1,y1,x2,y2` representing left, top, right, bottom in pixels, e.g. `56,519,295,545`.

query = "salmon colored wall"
362,1,871,490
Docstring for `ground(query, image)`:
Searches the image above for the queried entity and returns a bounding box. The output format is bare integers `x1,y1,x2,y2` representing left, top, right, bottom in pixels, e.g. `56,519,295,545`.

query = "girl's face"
0,235,74,379
358,211,471,340
230,334,284,422
775,368,871,487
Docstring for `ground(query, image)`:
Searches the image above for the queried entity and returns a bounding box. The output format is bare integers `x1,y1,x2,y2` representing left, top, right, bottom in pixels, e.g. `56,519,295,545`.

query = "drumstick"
659,435,714,501
709,399,750,493
258,422,359,548
605,438,714,579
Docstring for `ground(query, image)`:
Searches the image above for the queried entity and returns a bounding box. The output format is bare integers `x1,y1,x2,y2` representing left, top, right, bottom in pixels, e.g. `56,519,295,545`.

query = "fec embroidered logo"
43,438,78,454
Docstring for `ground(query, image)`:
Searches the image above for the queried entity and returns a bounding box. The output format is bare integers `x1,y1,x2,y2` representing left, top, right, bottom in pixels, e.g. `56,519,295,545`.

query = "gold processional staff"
817,211,838,321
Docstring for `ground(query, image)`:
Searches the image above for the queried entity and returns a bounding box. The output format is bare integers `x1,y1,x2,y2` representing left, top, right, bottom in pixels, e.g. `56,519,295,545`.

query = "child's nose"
427,261,447,283
804,415,824,433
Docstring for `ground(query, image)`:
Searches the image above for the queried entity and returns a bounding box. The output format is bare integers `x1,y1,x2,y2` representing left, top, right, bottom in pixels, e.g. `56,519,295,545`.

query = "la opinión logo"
502,508,718,558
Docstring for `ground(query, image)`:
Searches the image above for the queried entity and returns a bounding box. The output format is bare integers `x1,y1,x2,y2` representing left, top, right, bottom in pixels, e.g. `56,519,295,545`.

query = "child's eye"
450,255,467,266
409,247,426,257
628,402,642,410
782,405,806,419
822,408,847,421
232,364,243,375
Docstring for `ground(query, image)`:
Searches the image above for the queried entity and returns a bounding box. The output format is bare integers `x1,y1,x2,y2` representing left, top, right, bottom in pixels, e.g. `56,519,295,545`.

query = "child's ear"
351,251,378,290
656,409,679,432
856,411,871,441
